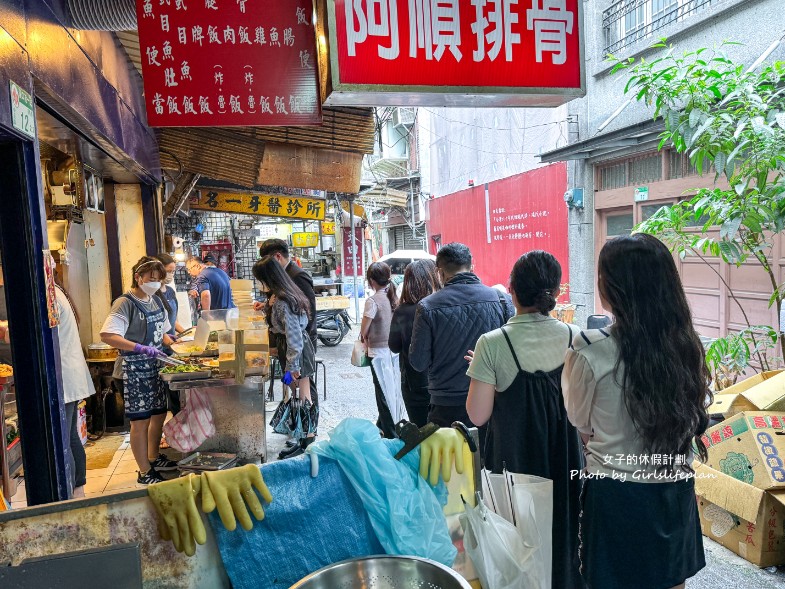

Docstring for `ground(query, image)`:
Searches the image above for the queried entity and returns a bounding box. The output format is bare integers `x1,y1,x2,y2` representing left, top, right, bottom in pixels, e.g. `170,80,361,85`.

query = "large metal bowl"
289,556,473,589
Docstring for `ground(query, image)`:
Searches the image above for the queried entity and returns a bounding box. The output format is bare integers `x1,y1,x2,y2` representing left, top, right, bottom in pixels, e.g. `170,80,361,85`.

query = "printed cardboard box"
709,371,783,417
702,412,785,490
695,463,785,567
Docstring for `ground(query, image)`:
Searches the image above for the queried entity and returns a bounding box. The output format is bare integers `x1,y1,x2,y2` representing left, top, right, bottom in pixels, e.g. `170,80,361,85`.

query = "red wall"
426,163,569,291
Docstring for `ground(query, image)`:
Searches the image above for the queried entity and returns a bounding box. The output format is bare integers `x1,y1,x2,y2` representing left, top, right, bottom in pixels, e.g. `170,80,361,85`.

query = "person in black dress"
466,251,585,589
388,260,440,427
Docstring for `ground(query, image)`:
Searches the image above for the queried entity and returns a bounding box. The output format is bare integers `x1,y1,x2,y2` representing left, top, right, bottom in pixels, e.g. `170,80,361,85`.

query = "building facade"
541,0,785,328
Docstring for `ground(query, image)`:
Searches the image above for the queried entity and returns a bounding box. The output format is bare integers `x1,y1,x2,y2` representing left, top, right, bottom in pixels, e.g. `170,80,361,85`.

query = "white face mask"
140,281,161,296
164,272,175,285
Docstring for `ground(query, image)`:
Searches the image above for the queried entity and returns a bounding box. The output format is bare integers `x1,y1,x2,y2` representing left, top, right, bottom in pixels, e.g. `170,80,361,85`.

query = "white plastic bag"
371,351,407,423
477,470,553,589
163,388,216,453
460,495,540,589
351,339,371,367
509,474,553,589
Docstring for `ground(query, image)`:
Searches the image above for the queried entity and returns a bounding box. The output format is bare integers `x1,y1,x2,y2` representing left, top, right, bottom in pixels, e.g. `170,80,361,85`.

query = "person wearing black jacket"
409,243,514,448
388,259,441,428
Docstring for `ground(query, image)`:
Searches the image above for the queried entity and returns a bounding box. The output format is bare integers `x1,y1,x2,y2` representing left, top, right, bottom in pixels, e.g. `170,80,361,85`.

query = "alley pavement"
269,327,785,586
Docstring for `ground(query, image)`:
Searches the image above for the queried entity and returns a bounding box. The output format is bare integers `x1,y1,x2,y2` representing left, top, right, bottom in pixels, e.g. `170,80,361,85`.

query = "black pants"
428,403,487,457
401,370,430,428
64,401,87,489
371,364,396,438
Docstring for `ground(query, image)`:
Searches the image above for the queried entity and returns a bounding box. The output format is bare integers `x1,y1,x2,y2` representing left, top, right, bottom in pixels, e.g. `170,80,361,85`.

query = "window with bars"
669,151,712,179
603,0,721,56
600,161,628,190
598,153,661,190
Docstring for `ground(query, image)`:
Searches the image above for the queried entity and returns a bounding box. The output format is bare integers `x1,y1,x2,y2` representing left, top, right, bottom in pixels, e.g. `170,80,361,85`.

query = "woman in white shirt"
467,251,583,589
562,234,709,589
56,285,96,497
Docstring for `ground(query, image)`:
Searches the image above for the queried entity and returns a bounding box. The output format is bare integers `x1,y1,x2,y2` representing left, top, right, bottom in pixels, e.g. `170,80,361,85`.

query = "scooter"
316,308,351,347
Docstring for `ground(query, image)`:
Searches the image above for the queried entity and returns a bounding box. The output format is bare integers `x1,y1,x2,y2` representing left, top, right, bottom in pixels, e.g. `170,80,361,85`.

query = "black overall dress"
484,326,586,589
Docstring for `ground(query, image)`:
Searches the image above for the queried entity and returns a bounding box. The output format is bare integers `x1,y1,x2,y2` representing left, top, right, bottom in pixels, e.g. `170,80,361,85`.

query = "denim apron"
119,294,167,420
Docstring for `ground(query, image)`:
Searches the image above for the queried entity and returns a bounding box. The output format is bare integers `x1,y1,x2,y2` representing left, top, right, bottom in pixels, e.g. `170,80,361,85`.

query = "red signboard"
342,227,365,277
135,0,321,126
426,163,569,289
323,0,584,106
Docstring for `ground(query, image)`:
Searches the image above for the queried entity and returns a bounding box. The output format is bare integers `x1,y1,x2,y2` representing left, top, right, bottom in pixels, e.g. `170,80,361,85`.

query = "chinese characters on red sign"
326,0,583,105
136,0,321,126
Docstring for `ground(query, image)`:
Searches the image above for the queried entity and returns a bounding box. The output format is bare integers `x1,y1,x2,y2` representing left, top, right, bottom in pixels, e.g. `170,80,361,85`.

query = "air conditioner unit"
392,107,416,129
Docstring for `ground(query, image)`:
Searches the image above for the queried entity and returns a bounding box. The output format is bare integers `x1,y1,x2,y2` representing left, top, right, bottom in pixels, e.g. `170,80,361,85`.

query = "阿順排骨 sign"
322,0,584,106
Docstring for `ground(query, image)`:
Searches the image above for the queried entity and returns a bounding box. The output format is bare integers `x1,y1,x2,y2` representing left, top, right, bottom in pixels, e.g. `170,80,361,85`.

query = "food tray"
159,370,212,382
178,452,238,471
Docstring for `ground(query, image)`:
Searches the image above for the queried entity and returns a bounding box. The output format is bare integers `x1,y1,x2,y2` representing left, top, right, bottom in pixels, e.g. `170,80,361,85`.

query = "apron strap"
499,327,523,373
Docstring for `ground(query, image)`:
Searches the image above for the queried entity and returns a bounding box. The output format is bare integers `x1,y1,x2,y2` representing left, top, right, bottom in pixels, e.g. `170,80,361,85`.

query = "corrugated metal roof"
116,31,142,76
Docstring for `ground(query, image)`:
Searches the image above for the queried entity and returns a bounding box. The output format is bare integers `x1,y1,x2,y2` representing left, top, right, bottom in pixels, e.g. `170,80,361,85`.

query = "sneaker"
137,468,164,486
150,454,179,472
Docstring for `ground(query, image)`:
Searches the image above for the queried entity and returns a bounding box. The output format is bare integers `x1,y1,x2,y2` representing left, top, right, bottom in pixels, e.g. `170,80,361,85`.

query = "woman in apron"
100,257,177,485
466,251,585,589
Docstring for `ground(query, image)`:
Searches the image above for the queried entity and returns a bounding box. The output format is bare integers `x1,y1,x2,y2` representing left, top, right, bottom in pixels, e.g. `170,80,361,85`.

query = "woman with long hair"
389,260,440,427
253,255,317,458
563,233,709,589
360,262,399,438
100,257,177,485
466,251,584,589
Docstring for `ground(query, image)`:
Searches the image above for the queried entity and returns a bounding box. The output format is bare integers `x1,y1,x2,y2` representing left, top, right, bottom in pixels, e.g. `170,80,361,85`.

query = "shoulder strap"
499,327,523,372
566,324,574,350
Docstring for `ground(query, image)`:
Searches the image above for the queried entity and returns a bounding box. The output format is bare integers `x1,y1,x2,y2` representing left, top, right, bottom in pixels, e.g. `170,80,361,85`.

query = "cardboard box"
709,371,785,417
709,371,784,417
695,463,785,567
703,412,785,490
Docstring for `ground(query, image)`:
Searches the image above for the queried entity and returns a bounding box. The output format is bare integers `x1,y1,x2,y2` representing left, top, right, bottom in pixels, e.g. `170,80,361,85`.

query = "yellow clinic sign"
292,232,319,248
192,191,326,221
321,221,336,235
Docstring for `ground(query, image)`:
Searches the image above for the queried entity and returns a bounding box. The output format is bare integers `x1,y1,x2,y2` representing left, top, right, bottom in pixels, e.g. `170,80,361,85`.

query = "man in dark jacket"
409,243,514,442
257,239,318,350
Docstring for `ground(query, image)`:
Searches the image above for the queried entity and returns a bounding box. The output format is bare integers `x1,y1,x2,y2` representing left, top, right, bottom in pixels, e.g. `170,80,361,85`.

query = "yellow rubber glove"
201,464,273,532
419,427,466,487
147,473,206,557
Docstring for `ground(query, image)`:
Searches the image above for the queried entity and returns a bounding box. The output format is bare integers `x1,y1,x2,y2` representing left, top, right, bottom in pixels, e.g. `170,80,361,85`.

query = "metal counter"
168,376,267,463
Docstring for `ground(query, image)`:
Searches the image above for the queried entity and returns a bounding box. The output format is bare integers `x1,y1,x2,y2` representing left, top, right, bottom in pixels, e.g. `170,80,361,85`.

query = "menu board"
135,0,321,126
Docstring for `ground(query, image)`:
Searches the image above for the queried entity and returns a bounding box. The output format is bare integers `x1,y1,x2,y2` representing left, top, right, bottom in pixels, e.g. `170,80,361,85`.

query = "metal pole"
349,196,360,324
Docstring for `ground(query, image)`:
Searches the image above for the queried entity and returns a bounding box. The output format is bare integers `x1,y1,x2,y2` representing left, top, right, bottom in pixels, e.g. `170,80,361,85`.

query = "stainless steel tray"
159,370,212,382
178,451,238,470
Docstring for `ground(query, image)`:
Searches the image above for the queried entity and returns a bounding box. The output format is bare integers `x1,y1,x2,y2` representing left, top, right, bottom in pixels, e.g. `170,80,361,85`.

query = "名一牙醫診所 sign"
322,0,584,106
135,0,321,126
191,191,326,221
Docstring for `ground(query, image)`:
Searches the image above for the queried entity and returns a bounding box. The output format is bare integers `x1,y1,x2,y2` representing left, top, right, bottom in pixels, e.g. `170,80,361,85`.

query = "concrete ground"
295,327,785,587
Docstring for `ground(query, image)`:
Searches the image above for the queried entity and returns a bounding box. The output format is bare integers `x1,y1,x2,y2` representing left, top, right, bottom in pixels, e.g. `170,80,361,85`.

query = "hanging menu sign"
135,0,321,127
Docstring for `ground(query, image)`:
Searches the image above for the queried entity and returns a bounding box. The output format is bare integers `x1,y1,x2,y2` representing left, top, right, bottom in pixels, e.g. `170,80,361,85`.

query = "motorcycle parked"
316,308,351,347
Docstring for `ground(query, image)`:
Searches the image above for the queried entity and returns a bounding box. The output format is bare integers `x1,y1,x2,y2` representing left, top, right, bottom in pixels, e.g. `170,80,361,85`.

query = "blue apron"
119,294,168,420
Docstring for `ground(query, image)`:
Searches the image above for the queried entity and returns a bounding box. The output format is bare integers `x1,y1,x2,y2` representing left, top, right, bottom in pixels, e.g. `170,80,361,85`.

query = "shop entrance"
0,137,70,506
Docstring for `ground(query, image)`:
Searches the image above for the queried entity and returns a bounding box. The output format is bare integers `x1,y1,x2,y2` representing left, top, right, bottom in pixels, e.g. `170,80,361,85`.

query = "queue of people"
363,235,708,589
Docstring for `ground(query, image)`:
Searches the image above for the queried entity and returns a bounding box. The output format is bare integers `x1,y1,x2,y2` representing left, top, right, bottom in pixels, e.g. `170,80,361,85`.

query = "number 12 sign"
322,0,585,107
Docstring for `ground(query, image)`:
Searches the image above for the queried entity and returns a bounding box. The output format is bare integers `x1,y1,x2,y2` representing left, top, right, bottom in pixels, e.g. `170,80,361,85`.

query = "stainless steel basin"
289,555,473,589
